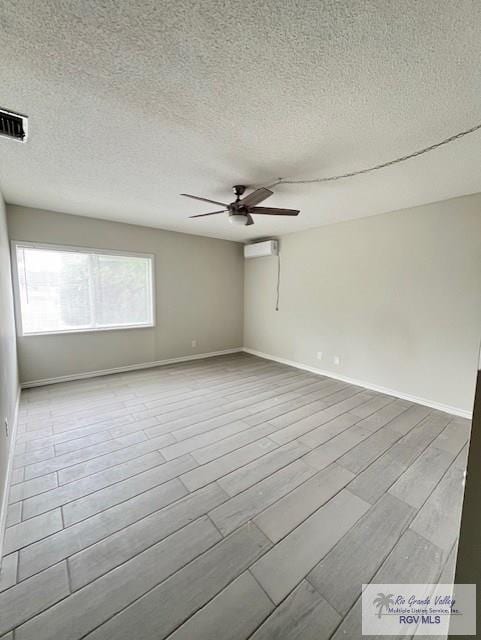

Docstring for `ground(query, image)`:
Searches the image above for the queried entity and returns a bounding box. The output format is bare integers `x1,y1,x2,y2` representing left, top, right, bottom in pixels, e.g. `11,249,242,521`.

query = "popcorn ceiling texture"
1,0,481,240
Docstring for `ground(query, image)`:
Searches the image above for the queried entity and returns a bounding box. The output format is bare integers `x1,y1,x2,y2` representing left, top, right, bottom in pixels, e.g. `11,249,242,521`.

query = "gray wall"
7,206,244,383
0,190,19,558
244,193,481,414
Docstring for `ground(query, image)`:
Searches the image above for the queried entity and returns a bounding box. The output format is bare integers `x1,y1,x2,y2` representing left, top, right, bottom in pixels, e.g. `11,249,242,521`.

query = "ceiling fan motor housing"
233,185,246,198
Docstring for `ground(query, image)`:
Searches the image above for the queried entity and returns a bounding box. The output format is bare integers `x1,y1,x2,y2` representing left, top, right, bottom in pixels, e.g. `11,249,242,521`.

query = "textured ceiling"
1,0,481,241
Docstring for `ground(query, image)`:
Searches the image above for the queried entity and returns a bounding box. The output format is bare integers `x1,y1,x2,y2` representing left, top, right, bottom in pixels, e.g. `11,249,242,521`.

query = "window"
13,242,154,335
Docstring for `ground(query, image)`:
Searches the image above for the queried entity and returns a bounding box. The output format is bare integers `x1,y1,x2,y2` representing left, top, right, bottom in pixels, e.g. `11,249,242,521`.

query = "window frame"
11,241,156,337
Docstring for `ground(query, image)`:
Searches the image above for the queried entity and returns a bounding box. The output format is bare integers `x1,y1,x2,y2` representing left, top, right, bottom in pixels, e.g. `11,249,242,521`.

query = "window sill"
20,323,155,337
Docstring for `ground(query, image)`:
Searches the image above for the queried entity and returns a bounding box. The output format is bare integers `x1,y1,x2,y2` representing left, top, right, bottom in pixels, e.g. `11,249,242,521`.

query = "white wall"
244,193,481,415
7,205,244,384
0,190,19,560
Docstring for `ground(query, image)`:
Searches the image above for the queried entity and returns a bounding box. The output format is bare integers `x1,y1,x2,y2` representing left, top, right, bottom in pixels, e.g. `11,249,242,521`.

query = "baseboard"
0,385,21,564
243,347,473,419
21,348,244,389
22,345,473,418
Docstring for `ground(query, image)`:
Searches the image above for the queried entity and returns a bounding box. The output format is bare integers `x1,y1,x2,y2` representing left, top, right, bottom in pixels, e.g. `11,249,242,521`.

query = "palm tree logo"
373,593,395,618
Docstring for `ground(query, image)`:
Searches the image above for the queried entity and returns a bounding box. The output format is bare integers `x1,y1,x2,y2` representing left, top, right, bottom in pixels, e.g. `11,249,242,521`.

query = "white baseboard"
21,348,244,389
0,386,21,564
21,345,473,418
243,347,473,419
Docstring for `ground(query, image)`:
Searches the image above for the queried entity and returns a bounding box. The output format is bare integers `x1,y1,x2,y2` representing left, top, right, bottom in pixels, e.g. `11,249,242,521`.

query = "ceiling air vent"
0,108,28,142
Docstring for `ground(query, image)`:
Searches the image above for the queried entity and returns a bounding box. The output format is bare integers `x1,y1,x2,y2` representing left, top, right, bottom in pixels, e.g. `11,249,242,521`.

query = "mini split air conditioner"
243,240,279,259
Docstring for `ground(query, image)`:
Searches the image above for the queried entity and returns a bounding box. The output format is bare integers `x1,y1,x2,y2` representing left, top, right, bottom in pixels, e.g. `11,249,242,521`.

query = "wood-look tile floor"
1,354,470,640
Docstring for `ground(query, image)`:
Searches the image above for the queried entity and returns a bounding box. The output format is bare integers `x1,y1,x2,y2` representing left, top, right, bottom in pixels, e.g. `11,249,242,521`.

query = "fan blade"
249,207,300,216
181,194,228,207
245,213,254,226
240,188,273,207
189,210,226,218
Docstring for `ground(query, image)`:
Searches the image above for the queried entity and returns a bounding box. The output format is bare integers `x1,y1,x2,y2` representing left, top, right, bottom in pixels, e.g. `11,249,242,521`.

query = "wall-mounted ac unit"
244,240,279,259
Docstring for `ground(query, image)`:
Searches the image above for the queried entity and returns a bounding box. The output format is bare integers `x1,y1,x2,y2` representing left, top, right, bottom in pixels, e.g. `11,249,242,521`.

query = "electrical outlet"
316,351,323,361
191,340,197,348
333,355,340,366
4,418,8,438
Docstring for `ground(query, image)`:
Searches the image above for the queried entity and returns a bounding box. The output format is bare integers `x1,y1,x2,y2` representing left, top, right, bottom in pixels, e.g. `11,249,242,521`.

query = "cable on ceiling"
264,121,481,189
275,253,281,312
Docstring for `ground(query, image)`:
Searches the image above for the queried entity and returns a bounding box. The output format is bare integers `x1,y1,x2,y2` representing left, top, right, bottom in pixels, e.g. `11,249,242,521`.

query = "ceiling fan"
180,185,300,226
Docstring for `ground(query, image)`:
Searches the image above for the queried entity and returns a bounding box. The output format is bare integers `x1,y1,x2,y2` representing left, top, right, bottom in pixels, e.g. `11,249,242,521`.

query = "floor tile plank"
62,456,194,526
5,501,22,528
83,523,272,640
254,463,354,543
210,459,316,535
268,389,371,445
308,493,415,615
9,472,58,504
4,509,63,554
22,451,165,519
0,553,18,593
24,432,148,480
331,529,447,639
217,441,309,496
0,563,69,636
249,580,340,640
181,438,277,491
389,445,454,508
250,490,370,604
68,483,227,590
166,571,273,640
302,425,371,471
191,422,278,464
410,457,465,551
18,479,188,580
57,432,174,484
15,517,221,640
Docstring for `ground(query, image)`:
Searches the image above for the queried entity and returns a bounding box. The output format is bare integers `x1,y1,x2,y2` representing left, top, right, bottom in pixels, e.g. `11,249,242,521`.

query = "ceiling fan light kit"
229,213,249,226
181,184,300,227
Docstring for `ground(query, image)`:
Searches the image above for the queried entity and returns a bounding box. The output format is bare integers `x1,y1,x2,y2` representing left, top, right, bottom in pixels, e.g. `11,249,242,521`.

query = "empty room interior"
1,2,481,639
